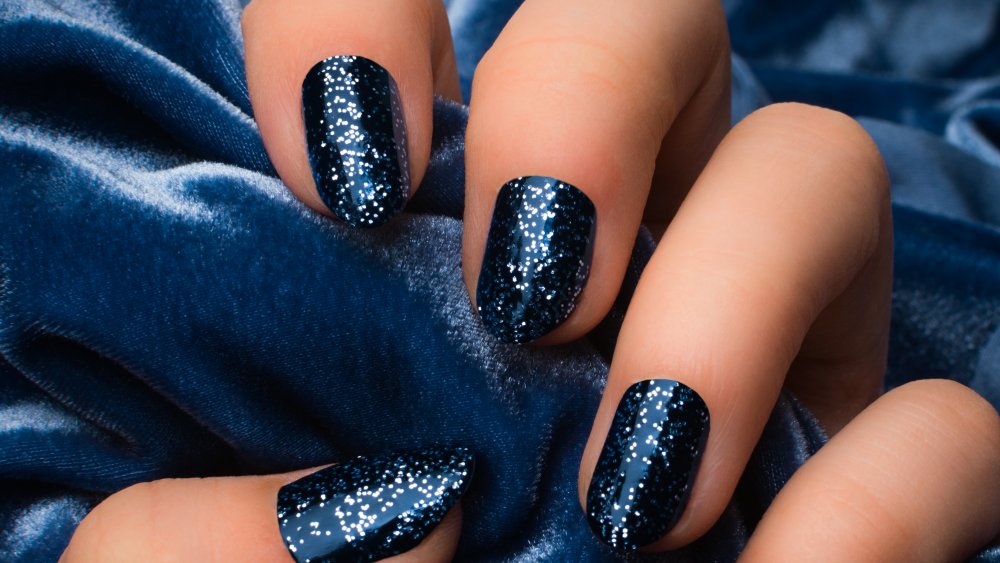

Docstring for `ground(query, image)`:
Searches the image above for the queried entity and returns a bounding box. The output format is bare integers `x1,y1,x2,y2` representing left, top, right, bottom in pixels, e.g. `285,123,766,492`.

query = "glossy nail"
586,379,710,552
302,55,409,228
476,176,596,344
277,446,474,563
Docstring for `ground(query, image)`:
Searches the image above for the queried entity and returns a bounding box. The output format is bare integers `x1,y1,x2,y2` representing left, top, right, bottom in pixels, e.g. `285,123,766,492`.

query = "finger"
579,103,891,552
61,447,474,563
740,379,1000,563
242,0,459,228
464,0,731,344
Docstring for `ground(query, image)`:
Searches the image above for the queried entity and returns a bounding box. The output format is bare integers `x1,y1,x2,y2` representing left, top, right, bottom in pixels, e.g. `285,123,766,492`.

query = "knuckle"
747,103,887,188
476,34,631,99
890,379,1000,444
741,102,889,255
471,33,666,163
471,1,731,156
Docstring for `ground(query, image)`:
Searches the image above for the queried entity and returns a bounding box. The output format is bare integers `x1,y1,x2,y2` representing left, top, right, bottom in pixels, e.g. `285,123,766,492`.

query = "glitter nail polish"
276,446,474,563
476,176,596,344
302,55,409,228
586,379,710,552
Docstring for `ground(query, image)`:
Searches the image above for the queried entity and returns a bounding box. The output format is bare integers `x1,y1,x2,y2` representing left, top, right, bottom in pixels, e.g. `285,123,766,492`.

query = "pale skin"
62,1,1000,561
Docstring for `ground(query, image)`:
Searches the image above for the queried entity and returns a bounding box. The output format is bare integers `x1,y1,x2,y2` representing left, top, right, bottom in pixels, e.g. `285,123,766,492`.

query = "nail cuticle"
476,176,596,344
586,379,710,552
276,446,474,563
302,55,409,228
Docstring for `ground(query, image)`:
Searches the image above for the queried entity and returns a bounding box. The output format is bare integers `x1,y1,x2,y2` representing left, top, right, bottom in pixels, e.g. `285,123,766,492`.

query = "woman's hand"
62,0,1000,561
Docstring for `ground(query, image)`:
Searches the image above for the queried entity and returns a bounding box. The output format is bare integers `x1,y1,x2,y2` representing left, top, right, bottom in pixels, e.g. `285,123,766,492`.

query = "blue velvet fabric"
1,0,998,561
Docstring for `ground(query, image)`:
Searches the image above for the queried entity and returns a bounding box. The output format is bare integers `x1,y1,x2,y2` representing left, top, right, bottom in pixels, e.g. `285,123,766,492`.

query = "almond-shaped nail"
277,446,474,562
586,379,710,552
476,176,596,344
302,55,409,228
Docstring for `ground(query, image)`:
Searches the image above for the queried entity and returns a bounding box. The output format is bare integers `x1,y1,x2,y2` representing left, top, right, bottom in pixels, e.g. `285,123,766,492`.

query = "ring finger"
579,102,892,552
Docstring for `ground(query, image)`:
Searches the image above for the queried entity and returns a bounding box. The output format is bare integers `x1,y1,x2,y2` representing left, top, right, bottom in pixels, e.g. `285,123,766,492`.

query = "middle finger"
463,0,731,345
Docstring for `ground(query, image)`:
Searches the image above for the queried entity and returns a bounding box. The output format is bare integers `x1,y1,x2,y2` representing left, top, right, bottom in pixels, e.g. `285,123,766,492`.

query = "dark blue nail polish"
276,447,474,563
476,176,596,344
586,379,710,552
302,55,409,228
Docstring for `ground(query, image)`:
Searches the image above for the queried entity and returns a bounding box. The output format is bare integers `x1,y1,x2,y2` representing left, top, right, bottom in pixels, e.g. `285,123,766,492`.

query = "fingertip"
463,169,637,347
276,447,474,562
243,0,457,227
580,379,713,553
470,176,607,345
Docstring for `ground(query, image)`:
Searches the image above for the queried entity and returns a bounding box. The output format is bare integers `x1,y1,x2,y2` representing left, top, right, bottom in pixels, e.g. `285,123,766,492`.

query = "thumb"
61,447,474,563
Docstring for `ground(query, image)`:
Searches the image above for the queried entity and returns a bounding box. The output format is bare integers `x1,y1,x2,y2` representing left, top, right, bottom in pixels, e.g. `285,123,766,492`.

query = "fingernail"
586,379,710,552
476,176,596,344
277,446,474,563
302,55,409,228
